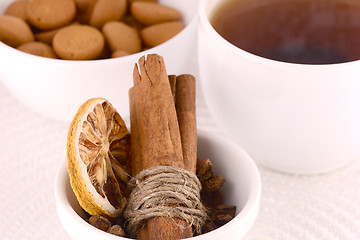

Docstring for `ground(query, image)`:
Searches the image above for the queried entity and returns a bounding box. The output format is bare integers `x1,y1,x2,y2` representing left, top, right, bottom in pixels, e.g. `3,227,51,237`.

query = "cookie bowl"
0,0,199,122
54,128,261,239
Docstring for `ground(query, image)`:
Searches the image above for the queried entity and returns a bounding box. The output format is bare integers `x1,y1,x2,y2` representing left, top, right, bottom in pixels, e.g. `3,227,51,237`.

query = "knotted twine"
124,166,207,236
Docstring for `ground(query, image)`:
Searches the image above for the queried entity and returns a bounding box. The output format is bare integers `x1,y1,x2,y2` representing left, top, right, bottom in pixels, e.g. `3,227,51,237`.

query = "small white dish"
54,128,261,239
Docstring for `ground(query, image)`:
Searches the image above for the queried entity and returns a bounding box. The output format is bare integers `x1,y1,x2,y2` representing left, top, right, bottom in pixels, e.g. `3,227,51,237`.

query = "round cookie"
53,25,105,60
140,21,184,48
4,0,29,20
90,0,127,28
111,50,129,58
17,41,57,58
26,0,76,30
102,21,141,54
0,15,34,48
130,2,182,26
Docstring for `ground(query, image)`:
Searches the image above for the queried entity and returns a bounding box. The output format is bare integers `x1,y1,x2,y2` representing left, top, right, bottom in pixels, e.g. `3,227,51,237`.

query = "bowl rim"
54,128,261,239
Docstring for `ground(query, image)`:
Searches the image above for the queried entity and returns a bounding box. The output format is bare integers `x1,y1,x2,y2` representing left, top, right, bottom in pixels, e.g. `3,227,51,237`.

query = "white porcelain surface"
0,0,199,122
54,129,261,240
198,0,360,174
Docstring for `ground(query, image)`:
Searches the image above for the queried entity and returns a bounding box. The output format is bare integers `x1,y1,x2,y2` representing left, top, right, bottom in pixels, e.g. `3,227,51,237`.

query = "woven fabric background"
0,71,359,239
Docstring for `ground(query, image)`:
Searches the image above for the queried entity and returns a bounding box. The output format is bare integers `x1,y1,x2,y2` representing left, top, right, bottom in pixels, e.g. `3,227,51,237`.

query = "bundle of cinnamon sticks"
129,54,197,239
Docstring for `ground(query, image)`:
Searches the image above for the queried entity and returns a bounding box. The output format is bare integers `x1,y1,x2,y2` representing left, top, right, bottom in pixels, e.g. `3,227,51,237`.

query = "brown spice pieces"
196,158,237,235
88,215,126,237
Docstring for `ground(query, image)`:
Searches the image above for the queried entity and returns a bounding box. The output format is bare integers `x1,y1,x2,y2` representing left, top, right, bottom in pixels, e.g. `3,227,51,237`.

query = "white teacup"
198,0,360,174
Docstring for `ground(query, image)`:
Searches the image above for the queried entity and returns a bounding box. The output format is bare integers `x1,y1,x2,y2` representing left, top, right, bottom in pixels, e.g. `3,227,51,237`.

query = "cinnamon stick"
129,54,193,239
168,74,177,103
168,74,197,171
174,74,197,172
129,87,142,176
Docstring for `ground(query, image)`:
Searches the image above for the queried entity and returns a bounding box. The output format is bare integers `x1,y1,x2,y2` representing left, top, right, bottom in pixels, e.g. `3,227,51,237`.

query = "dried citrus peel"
67,98,130,218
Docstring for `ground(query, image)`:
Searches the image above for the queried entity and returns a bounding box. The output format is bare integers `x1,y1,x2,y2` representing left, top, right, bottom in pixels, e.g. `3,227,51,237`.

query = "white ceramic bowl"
0,0,199,122
54,129,261,239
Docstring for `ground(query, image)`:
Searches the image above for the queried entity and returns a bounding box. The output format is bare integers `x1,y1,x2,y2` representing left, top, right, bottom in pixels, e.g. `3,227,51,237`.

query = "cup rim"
54,128,261,239
198,0,360,68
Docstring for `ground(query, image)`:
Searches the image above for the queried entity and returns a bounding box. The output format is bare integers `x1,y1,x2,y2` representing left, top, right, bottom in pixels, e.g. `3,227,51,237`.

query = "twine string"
124,166,207,235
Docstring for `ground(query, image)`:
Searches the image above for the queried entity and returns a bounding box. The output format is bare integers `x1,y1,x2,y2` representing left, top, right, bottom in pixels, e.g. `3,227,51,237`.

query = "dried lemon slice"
67,98,130,218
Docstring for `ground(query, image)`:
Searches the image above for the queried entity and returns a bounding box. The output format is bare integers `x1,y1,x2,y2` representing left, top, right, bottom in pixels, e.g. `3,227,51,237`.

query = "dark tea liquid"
211,0,360,64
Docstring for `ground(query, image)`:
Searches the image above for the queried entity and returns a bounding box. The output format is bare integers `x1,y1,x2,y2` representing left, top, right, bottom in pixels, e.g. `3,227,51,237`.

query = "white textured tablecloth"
0,71,359,239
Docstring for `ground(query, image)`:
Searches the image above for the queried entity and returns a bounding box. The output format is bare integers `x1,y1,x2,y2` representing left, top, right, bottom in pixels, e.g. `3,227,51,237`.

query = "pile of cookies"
0,0,184,60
